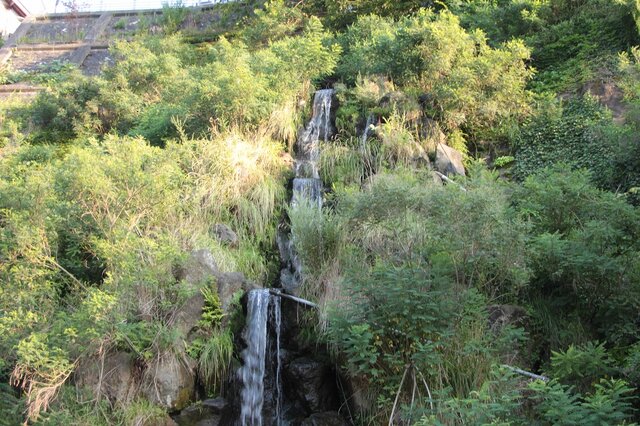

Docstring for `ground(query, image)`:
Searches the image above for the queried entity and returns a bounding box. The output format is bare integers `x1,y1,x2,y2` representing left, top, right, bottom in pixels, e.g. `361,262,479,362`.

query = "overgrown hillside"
0,0,639,425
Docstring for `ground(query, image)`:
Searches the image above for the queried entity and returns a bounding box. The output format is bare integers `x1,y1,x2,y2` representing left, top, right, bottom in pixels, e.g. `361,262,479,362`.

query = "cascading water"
239,289,271,426
360,114,374,152
271,290,283,425
292,88,333,206
237,89,335,426
279,89,334,295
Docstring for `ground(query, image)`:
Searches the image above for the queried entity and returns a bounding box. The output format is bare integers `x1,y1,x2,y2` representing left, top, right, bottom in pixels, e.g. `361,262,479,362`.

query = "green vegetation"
1,0,640,424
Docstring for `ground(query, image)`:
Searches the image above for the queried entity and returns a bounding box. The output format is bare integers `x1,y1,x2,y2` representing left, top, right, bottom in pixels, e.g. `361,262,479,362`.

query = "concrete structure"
1,0,29,38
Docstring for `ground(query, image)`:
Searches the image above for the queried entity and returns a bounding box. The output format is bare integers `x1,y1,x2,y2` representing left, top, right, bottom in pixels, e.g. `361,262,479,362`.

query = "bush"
529,378,636,425
514,97,617,186
337,10,532,144
516,165,640,347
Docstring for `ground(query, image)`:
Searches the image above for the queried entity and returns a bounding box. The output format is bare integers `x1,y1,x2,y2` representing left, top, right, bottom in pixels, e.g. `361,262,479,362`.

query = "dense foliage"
1,0,640,424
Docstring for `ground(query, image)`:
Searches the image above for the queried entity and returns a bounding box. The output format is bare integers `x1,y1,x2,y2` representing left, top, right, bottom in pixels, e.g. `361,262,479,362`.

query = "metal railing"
41,0,232,14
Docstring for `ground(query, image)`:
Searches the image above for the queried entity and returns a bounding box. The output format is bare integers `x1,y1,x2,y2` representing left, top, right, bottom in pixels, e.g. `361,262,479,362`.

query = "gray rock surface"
141,352,196,411
435,144,466,176
488,304,527,333
75,351,138,405
285,357,339,413
173,398,226,426
301,412,349,426
212,223,239,248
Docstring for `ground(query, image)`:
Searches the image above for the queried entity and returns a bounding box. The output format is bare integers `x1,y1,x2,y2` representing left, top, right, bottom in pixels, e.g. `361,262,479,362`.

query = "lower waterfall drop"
239,289,271,426
272,290,283,425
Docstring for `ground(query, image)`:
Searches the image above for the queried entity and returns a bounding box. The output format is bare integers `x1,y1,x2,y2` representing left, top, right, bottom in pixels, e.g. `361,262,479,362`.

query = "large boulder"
176,249,258,326
341,375,374,418
421,117,447,149
435,144,466,176
75,351,138,405
285,357,340,413
178,249,220,289
579,79,625,123
212,224,239,248
141,352,196,411
488,305,527,334
301,412,349,426
173,398,226,426
75,349,196,412
217,271,257,312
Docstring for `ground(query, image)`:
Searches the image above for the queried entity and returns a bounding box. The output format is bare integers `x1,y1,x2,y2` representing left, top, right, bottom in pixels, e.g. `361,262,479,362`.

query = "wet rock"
341,374,375,418
202,397,227,413
177,249,257,317
141,352,196,411
75,351,138,405
488,305,527,333
177,249,220,289
296,160,319,179
435,144,466,176
421,117,447,149
212,223,238,248
301,412,350,426
280,269,302,295
285,357,340,413
174,400,223,426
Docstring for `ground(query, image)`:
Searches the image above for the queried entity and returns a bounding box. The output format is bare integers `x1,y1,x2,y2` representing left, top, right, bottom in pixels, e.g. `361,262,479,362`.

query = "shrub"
547,342,616,393
337,10,533,143
516,165,640,347
513,96,617,186
529,378,636,425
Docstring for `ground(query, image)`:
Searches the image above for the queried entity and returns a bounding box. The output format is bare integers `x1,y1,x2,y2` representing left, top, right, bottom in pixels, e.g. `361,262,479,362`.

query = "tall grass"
288,199,345,302
320,139,366,186
198,329,234,394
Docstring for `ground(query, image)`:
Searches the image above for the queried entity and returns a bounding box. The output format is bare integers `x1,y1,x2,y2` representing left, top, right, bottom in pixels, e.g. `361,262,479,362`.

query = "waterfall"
293,88,333,207
239,289,271,426
278,89,334,296
360,114,374,152
238,89,334,426
271,290,283,425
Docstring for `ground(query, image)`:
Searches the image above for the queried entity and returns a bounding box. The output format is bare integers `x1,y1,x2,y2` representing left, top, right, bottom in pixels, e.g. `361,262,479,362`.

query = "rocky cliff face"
75,248,254,413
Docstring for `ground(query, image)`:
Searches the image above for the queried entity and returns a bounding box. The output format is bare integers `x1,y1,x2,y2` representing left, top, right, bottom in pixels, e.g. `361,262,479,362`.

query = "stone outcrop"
421,117,447,148
301,412,350,426
435,143,466,176
488,304,527,334
177,249,258,314
76,350,196,412
284,357,340,414
212,223,239,248
174,397,226,426
340,375,374,419
141,352,196,411
75,351,139,405
76,249,254,413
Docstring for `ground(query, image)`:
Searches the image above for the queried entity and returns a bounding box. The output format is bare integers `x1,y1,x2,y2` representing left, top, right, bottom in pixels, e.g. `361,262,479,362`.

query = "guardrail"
44,0,232,14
